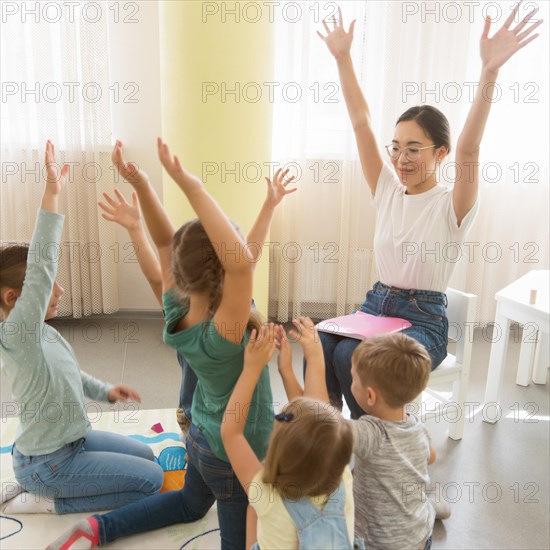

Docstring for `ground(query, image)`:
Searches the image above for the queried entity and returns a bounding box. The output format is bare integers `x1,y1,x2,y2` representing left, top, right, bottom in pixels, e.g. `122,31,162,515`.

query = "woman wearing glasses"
314,2,542,419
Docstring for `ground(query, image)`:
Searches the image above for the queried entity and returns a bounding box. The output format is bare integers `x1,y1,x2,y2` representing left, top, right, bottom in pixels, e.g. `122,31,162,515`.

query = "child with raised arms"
222,318,364,549
97,187,196,438
1,142,163,515
48,138,296,549
97,180,273,439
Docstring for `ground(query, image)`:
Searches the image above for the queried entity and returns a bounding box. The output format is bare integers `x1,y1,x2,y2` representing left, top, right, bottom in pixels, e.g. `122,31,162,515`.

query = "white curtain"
269,0,549,323
1,0,118,316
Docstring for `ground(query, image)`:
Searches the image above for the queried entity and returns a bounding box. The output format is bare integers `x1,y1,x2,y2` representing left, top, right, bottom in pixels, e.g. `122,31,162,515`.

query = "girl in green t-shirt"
49,138,296,550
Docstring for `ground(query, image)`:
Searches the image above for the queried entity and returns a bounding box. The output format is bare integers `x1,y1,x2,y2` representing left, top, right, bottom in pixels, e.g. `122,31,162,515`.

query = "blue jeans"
12,430,163,514
309,282,448,419
95,423,248,549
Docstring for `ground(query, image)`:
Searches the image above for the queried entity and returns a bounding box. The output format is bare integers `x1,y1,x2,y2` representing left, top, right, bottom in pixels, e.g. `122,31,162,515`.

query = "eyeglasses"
385,144,437,162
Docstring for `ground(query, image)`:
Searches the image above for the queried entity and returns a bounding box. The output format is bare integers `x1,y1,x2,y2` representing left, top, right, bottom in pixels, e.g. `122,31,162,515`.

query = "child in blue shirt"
1,142,163,515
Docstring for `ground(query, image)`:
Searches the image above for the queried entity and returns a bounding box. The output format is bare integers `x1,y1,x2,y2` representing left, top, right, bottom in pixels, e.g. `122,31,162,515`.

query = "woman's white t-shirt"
373,163,479,293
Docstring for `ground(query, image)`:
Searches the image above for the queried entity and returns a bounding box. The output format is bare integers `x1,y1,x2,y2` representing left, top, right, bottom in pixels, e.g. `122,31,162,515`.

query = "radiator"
297,247,374,305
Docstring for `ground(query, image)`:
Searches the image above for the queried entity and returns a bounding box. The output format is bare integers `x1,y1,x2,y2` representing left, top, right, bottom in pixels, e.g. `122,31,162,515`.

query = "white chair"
413,288,477,440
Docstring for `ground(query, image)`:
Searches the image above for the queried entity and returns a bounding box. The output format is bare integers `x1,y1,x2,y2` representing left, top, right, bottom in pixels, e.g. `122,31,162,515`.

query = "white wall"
108,1,163,311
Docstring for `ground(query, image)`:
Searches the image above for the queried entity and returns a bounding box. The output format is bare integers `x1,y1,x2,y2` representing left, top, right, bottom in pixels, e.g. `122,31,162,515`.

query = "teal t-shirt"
162,290,273,462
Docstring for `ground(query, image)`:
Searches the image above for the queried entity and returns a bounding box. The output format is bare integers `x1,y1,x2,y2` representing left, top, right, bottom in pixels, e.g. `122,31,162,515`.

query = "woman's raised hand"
480,1,542,73
111,140,150,189
44,140,68,196
317,6,356,60
157,138,204,194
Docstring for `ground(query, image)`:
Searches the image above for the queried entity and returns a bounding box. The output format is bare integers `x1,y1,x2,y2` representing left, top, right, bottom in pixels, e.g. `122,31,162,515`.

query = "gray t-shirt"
351,414,435,550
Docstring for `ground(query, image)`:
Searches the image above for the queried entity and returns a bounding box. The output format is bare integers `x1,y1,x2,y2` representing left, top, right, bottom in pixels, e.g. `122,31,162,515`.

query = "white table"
483,270,549,424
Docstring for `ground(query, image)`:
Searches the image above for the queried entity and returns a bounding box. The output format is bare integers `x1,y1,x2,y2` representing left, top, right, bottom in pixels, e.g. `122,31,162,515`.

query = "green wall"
160,1,275,315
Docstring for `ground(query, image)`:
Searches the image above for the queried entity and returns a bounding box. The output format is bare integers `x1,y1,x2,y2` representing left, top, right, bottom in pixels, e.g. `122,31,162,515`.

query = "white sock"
429,495,452,520
4,491,55,514
1,480,25,504
426,487,452,521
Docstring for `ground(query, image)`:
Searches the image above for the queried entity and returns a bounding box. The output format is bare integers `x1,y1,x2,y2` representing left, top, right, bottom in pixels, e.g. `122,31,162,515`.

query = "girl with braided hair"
48,138,296,550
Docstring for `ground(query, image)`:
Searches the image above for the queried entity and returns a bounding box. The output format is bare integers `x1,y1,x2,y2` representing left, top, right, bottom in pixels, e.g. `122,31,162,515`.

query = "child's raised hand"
98,189,141,231
244,324,276,372
289,317,322,356
275,324,305,400
317,7,356,60
111,140,150,189
276,325,293,374
480,1,542,73
265,168,297,208
293,317,328,401
157,138,204,194
44,140,69,195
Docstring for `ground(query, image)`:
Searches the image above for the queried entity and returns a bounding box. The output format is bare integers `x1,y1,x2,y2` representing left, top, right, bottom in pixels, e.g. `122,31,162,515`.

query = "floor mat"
0,408,221,549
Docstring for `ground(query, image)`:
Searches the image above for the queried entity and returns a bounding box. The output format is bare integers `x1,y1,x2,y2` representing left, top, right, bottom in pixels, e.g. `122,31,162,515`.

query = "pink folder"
316,311,412,340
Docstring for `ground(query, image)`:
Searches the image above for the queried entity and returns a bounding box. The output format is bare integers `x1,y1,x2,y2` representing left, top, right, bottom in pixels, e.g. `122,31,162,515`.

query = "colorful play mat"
0,408,221,549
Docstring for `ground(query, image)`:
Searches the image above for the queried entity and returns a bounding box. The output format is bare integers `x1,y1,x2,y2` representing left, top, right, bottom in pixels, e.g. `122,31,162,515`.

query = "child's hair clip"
275,411,294,422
